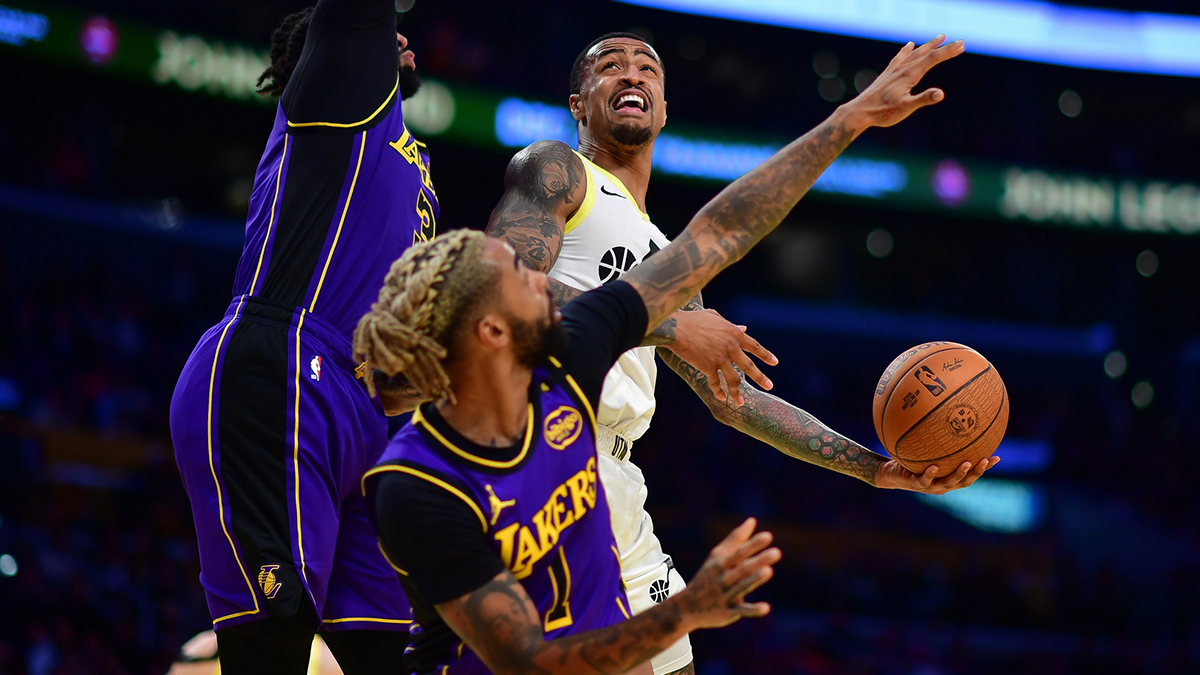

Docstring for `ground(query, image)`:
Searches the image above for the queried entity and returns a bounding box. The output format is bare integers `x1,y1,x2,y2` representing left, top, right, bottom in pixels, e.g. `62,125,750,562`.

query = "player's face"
397,33,421,99
574,39,667,148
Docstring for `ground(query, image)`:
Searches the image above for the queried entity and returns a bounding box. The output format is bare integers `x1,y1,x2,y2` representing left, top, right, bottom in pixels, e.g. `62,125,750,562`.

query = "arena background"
2,0,1199,673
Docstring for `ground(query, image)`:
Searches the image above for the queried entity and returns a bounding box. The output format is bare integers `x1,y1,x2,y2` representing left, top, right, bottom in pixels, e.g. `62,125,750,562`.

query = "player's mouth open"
611,90,648,115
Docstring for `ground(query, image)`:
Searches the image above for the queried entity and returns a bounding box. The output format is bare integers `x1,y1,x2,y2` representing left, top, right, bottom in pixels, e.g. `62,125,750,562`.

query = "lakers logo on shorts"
258,565,283,599
543,406,583,450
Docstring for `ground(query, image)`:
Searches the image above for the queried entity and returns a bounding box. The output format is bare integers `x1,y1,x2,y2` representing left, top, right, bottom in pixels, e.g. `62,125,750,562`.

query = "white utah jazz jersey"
549,152,671,445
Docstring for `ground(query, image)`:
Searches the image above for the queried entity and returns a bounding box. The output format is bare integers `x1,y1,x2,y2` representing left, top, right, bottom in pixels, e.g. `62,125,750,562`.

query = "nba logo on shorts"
310,355,322,381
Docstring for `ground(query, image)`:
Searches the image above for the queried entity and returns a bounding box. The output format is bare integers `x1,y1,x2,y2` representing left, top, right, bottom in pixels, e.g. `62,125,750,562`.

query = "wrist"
658,593,698,634
831,102,872,138
866,454,890,487
663,311,689,350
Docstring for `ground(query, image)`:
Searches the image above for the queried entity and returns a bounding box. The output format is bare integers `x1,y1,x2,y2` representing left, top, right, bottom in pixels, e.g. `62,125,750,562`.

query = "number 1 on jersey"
544,546,573,631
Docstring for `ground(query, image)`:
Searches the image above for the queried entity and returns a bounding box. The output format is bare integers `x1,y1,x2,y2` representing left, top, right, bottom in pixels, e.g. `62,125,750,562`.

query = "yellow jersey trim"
578,154,650,221
564,151,597,235
286,77,398,129
293,310,318,610
547,356,563,369
322,617,413,625
207,296,261,624
362,464,488,533
615,595,632,619
563,375,598,431
310,130,366,313
250,133,288,296
376,540,410,576
412,405,535,470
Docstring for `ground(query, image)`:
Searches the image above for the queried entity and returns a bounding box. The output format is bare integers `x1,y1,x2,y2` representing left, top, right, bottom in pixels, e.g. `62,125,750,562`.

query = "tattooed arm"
657,348,997,492
658,347,884,483
622,37,964,332
435,519,779,675
484,140,582,293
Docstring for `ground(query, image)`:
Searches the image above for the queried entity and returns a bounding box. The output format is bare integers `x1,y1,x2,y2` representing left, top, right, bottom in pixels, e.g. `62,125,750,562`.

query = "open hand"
875,456,1000,494
668,308,777,406
673,518,780,630
850,35,965,128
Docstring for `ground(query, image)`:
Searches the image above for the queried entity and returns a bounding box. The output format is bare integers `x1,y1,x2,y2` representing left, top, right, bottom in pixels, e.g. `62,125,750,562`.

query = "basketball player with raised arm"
485,33,996,674
169,1,436,672
357,35,967,675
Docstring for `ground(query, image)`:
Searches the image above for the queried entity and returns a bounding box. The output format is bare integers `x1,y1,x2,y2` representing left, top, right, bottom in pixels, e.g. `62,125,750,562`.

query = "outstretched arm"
436,519,779,675
657,348,996,492
280,0,400,123
622,37,964,331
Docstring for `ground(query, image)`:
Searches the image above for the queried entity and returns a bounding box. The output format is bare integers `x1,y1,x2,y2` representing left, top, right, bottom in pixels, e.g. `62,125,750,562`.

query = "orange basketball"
872,342,1009,474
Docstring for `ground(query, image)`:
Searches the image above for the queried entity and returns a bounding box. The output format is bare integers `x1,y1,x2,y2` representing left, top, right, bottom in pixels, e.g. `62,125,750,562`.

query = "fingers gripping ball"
873,342,1008,474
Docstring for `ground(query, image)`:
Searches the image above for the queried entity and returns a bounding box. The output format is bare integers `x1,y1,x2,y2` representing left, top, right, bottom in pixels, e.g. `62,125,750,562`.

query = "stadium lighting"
612,0,1200,78
916,479,1045,533
494,96,908,196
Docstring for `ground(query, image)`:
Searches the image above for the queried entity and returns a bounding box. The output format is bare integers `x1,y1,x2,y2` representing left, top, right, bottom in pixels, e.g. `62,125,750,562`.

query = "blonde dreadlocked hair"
353,230,499,403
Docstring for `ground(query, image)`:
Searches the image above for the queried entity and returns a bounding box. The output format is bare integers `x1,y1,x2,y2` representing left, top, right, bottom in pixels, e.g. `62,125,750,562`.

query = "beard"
610,119,654,147
508,311,570,370
399,62,422,100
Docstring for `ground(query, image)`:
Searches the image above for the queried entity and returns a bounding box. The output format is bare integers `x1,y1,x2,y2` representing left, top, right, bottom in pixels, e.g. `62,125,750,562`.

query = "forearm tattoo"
625,119,856,329
443,570,687,675
657,347,886,485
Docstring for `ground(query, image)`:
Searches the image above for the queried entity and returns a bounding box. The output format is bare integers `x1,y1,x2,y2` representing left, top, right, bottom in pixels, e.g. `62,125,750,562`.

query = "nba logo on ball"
913,365,947,396
310,355,322,381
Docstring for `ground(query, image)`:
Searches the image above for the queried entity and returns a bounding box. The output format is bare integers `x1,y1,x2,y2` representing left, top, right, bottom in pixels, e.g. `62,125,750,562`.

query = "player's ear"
569,94,585,122
475,312,509,350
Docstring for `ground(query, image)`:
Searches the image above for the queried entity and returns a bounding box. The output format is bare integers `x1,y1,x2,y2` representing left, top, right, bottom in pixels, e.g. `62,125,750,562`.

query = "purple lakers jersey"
363,358,631,674
232,77,439,339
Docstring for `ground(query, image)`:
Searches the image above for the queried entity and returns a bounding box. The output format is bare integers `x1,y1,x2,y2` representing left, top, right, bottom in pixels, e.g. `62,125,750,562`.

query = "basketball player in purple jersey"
169,1,433,672
357,34,967,675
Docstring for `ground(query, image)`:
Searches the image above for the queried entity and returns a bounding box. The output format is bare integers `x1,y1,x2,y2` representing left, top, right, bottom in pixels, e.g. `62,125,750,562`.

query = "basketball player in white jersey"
485,33,997,675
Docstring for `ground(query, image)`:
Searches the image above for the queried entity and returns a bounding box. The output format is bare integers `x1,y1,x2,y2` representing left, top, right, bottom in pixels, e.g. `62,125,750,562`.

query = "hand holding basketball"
849,35,965,128
874,455,1000,495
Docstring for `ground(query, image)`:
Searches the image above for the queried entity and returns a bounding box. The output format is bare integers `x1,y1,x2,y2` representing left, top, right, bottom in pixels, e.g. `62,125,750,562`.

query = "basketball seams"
878,344,973,448
891,364,993,452
893,386,1007,465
